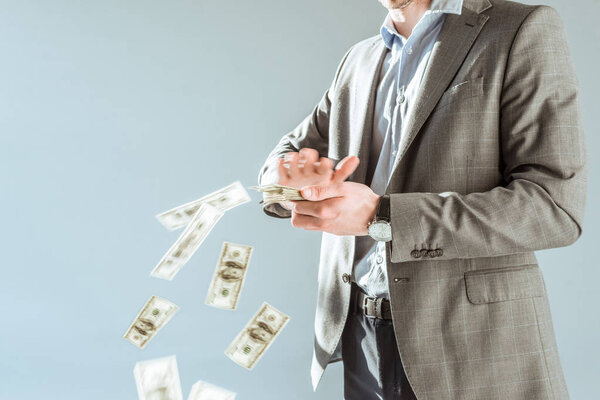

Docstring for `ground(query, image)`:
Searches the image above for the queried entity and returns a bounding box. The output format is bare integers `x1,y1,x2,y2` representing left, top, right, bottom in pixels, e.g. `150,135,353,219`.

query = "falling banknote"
134,355,183,400
248,184,305,207
156,181,250,231
225,302,289,370
124,295,179,349
205,242,253,310
151,202,223,281
187,380,236,400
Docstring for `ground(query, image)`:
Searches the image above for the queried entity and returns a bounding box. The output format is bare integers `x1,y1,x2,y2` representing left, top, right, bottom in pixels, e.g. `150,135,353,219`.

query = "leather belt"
351,283,392,320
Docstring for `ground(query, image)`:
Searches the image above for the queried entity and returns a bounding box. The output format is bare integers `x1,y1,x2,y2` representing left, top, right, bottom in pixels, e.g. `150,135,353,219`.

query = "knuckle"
320,157,333,166
317,162,331,173
315,204,326,218
313,187,323,199
330,209,340,219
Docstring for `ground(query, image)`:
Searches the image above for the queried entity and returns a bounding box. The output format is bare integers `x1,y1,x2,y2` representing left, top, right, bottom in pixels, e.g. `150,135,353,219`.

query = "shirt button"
397,93,405,103
406,46,413,55
376,255,384,264
341,273,350,283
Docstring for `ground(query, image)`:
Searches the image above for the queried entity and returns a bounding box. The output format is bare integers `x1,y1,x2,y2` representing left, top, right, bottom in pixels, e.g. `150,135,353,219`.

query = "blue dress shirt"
353,0,464,299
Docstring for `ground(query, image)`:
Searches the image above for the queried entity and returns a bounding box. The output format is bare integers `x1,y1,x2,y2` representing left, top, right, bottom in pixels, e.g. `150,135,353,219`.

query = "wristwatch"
367,195,392,242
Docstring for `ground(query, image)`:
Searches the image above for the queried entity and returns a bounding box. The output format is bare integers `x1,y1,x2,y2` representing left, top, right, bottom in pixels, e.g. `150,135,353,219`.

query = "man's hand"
277,148,360,210
288,182,381,236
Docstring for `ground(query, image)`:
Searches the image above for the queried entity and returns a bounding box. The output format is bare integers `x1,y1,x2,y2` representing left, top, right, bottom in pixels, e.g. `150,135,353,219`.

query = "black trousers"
341,285,418,400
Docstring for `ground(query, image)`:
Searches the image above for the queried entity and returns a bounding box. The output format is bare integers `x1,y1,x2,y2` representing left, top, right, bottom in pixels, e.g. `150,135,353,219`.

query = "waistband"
351,282,393,320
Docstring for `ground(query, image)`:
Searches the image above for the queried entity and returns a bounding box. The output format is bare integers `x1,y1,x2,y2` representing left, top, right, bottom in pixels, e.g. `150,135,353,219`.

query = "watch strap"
376,195,390,222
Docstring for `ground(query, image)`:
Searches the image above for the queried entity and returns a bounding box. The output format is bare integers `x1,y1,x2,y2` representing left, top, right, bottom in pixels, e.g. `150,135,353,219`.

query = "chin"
379,0,415,9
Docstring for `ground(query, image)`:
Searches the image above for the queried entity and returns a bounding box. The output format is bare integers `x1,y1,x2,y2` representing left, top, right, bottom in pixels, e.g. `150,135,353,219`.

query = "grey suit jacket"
257,0,587,398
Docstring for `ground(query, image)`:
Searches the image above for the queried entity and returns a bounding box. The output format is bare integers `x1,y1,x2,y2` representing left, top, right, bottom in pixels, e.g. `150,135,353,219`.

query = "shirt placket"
387,34,412,181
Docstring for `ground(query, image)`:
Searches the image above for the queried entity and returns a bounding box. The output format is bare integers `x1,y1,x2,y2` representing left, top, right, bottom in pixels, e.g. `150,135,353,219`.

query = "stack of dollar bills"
248,184,305,206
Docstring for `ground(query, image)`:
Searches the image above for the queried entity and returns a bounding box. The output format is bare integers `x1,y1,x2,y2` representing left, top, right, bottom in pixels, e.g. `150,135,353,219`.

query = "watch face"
368,221,392,241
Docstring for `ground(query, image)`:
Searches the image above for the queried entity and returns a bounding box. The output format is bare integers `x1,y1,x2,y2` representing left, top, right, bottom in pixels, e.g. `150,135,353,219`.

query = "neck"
388,0,432,38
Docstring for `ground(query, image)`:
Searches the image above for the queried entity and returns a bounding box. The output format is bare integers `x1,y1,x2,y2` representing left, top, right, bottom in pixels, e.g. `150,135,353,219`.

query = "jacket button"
419,248,429,257
435,248,443,257
427,249,437,258
410,250,421,258
341,273,350,283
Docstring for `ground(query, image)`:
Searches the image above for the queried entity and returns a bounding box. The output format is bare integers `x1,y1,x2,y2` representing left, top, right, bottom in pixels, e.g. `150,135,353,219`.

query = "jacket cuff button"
342,273,351,283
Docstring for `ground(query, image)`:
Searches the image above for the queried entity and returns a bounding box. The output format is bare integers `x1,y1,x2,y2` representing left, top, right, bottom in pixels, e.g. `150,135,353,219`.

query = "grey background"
0,0,597,399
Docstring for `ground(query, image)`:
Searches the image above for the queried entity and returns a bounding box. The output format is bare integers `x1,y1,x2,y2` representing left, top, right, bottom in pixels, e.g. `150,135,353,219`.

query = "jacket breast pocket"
434,76,485,112
464,264,545,305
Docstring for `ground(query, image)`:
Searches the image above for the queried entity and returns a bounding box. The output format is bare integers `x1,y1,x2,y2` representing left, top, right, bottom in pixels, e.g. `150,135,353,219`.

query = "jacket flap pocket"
464,264,544,304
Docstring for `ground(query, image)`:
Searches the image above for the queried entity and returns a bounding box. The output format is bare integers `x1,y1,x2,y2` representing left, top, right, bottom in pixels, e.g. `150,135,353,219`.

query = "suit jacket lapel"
386,1,491,192
347,40,388,185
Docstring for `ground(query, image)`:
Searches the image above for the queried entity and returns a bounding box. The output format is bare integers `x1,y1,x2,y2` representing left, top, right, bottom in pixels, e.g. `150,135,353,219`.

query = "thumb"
301,183,344,201
332,155,360,183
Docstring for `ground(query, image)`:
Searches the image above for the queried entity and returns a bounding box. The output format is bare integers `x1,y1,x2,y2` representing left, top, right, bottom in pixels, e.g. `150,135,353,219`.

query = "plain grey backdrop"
1,0,598,399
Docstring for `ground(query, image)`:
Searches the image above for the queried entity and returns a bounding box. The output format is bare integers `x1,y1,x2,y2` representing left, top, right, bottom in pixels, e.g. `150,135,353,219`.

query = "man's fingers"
315,157,334,175
285,152,301,177
332,156,360,183
291,198,338,219
300,182,344,202
277,157,289,185
291,211,324,231
299,148,319,171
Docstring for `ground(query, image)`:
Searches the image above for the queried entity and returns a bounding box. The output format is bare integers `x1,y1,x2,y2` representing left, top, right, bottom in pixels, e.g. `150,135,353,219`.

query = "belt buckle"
363,295,384,319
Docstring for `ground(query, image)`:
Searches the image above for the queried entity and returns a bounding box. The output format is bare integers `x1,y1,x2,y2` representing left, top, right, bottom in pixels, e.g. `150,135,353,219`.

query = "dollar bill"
248,184,305,206
134,355,183,400
188,381,236,400
205,242,253,310
151,202,223,281
225,302,289,370
124,296,179,349
156,181,250,231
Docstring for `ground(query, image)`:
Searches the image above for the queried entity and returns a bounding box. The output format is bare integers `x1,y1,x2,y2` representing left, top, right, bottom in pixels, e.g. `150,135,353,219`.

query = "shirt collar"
380,0,464,50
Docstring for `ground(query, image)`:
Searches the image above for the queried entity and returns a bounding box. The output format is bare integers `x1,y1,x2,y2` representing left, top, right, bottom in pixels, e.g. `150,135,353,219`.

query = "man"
257,0,587,398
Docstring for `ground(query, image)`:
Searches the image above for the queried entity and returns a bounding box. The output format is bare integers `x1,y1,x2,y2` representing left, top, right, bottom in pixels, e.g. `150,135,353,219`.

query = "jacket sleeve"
257,45,355,219
388,5,588,263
